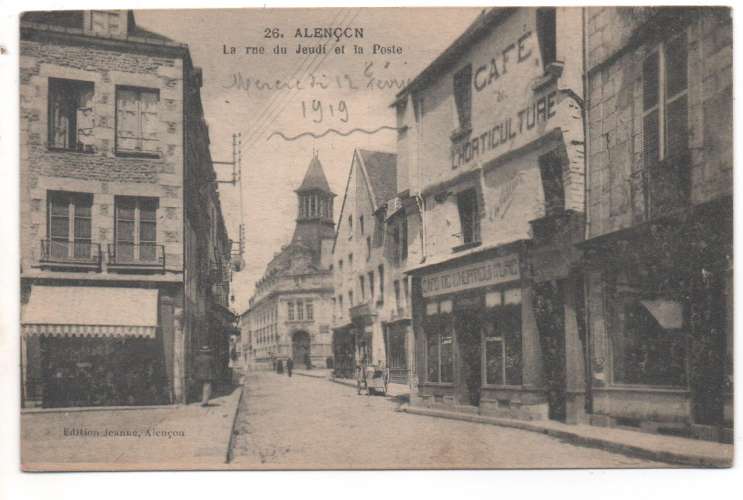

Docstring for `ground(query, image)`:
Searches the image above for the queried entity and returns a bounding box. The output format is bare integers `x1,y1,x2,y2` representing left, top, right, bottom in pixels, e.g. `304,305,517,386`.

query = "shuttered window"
116,87,159,154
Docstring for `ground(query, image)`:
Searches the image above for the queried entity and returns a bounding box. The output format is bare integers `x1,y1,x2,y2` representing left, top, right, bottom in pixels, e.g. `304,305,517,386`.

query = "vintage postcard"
18,6,733,471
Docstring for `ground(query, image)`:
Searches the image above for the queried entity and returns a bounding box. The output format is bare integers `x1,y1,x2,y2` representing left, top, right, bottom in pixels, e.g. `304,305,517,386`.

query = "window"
348,290,354,307
539,152,565,216
348,253,353,269
359,275,365,301
116,86,159,155
114,197,158,262
453,64,473,131
338,295,343,316
338,260,343,273
456,188,480,246
366,236,372,261
392,225,401,263
484,289,523,386
306,300,314,321
360,215,365,235
610,272,687,387
394,280,401,309
90,10,122,35
643,33,688,165
368,271,375,300
48,78,94,152
288,301,295,321
378,265,385,302
348,215,353,238
47,191,93,259
537,8,557,68
400,217,408,262
425,302,454,383
296,299,304,320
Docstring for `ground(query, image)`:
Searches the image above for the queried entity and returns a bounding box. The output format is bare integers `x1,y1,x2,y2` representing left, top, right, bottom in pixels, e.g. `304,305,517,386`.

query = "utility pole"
211,133,246,277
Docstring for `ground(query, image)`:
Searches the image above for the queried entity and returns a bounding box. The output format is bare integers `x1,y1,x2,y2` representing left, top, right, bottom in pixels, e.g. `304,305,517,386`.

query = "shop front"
410,245,550,420
383,320,411,384
331,324,355,379
21,285,170,408
581,198,733,442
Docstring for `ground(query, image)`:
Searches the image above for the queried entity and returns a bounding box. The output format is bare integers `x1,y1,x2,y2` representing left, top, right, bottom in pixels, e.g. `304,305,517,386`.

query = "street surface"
230,372,668,469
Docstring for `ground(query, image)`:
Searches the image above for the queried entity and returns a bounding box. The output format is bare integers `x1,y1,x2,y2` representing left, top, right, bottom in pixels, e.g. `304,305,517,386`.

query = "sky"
135,8,481,313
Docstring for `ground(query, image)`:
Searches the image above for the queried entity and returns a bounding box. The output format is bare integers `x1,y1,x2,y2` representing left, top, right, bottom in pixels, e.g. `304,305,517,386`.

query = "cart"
356,365,389,396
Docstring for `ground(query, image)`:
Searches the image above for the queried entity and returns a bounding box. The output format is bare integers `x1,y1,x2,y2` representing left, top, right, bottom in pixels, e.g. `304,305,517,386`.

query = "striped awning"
21,286,158,339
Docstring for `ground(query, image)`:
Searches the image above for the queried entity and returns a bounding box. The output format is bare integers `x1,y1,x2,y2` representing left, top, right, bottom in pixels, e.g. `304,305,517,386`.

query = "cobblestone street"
230,372,668,469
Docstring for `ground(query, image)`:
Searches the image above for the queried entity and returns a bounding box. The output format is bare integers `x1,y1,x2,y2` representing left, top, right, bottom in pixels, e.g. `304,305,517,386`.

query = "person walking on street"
286,357,294,378
194,345,215,407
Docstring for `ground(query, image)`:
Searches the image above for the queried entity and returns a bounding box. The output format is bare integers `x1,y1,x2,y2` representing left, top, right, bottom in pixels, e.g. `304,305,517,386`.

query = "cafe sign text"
422,254,520,298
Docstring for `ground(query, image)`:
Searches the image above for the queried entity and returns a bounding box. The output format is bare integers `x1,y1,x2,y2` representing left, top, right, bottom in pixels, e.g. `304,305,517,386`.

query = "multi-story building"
241,154,335,370
580,7,732,441
331,149,408,381
19,10,233,407
396,7,587,422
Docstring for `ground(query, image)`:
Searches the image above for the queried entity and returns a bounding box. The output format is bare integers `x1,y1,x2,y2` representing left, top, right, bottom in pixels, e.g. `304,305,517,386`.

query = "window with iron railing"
112,196,161,265
45,191,97,264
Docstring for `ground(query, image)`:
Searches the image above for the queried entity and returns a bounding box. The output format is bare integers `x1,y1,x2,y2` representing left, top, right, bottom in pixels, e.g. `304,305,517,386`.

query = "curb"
293,371,329,379
400,406,732,468
225,385,245,464
21,403,181,414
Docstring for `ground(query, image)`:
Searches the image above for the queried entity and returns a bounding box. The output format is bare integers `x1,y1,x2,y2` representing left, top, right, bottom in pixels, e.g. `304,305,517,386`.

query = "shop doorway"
292,331,311,368
534,280,567,422
455,309,482,407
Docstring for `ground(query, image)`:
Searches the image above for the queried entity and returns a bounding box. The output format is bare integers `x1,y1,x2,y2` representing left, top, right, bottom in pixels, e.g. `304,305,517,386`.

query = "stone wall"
585,8,732,239
20,36,185,272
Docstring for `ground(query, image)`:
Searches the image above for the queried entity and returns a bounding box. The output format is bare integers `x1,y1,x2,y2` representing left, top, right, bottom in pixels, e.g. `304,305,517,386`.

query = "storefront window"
424,301,454,384
611,294,687,387
484,289,522,386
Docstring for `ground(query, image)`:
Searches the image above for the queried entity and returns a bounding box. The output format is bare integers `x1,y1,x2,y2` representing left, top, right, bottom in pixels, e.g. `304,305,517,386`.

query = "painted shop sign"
451,89,558,169
422,254,520,298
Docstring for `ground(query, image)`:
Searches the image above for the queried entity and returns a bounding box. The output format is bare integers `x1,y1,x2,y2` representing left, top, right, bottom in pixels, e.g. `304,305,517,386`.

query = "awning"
640,299,684,330
22,286,159,338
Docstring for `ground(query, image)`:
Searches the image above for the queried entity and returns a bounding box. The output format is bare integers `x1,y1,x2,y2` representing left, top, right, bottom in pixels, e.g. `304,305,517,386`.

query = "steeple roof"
296,154,334,195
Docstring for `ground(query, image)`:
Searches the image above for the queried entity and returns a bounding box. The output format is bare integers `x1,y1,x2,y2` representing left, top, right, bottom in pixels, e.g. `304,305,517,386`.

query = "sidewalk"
293,368,411,398
21,386,243,471
400,405,734,468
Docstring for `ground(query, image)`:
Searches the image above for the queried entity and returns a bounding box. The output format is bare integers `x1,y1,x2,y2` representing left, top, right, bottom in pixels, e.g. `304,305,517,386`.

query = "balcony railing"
40,239,101,270
107,243,165,271
631,153,691,222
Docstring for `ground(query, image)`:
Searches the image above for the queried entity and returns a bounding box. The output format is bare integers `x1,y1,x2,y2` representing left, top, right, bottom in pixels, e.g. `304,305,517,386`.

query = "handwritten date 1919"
301,99,349,124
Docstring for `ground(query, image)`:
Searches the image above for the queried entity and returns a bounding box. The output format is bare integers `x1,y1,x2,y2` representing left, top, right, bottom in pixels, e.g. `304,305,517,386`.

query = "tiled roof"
358,149,397,209
296,156,333,194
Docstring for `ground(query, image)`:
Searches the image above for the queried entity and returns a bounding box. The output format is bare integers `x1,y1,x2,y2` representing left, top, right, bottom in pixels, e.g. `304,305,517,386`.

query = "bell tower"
291,152,336,260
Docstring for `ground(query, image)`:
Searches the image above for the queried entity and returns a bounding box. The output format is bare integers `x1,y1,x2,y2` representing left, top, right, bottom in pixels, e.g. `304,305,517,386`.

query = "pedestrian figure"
286,357,293,378
194,345,215,407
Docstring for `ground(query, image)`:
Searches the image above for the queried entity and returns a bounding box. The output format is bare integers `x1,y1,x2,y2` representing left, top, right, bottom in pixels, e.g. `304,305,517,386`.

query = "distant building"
19,10,233,408
241,154,335,370
331,149,415,382
581,7,732,441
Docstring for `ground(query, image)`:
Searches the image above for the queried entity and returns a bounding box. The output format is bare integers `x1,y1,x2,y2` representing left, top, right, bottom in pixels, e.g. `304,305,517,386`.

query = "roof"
357,149,397,209
296,156,334,195
393,8,514,104
21,10,176,44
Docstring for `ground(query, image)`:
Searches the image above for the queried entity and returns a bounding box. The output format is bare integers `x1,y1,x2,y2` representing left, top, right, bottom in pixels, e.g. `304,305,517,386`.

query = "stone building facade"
330,149,415,383
19,10,232,408
581,7,732,441
396,7,588,422
241,155,335,371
